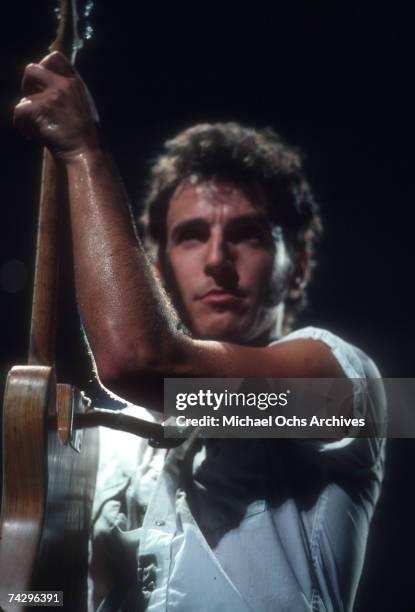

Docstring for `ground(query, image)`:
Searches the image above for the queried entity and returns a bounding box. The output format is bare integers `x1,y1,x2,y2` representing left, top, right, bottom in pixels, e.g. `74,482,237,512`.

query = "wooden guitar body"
0,366,98,612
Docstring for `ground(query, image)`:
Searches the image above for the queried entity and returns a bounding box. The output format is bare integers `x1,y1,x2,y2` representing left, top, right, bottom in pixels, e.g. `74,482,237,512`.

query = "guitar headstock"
50,0,94,64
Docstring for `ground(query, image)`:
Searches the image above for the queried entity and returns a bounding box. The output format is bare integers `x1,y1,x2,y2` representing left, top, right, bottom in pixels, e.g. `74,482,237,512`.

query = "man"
15,52,385,611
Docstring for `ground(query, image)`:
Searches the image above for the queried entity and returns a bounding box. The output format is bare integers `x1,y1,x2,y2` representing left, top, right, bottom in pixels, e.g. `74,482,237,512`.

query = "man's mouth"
197,288,246,306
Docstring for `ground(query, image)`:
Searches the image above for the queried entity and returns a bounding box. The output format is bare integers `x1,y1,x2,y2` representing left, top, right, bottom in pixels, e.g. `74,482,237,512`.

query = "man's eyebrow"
225,213,271,230
170,213,271,237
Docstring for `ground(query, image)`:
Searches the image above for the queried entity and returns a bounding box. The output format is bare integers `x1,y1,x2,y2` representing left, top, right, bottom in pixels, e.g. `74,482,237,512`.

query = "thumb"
39,51,77,77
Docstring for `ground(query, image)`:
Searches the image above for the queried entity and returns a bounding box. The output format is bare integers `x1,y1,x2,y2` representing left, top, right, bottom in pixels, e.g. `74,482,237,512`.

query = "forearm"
64,148,183,387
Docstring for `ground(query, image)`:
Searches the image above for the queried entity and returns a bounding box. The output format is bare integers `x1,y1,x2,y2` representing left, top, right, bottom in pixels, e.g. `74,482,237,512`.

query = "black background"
1,1,414,610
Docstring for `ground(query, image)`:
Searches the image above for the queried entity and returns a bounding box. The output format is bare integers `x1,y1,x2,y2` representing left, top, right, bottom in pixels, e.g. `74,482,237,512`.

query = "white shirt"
89,327,386,612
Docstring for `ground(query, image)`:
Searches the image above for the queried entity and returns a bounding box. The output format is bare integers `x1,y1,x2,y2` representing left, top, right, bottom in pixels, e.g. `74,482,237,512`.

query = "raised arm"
14,52,344,410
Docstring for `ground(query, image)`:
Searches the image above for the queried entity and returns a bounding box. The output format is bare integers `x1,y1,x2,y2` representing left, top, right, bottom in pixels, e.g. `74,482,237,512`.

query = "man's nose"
204,235,238,288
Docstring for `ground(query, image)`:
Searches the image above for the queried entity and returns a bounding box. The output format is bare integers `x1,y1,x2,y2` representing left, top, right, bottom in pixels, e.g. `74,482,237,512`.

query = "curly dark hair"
140,122,322,332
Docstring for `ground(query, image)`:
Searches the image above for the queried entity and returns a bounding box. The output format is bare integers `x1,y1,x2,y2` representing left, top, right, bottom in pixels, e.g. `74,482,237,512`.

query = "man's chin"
191,315,250,344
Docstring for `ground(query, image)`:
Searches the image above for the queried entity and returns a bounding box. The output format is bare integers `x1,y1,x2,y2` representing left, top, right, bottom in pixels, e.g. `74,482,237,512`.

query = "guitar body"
0,366,98,612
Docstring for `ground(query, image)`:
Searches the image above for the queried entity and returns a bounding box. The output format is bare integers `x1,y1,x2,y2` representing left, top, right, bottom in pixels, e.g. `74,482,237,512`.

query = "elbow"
94,347,151,391
94,334,192,392
95,355,133,393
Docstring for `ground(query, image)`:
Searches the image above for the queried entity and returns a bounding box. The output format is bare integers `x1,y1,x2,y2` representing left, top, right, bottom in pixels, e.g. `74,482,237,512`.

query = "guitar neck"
28,151,63,366
28,0,84,367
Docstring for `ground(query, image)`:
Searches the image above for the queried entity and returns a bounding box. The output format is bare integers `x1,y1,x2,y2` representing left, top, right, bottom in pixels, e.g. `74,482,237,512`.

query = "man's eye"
177,228,208,243
229,227,265,244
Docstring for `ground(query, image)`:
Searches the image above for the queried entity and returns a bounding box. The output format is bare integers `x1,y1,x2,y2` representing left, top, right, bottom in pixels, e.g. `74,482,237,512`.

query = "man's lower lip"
200,294,242,305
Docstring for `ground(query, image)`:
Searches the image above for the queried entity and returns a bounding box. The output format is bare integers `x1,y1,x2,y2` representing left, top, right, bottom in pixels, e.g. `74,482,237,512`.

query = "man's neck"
245,304,286,347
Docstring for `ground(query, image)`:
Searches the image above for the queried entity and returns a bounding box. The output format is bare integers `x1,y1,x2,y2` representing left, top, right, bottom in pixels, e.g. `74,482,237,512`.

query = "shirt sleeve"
271,326,387,477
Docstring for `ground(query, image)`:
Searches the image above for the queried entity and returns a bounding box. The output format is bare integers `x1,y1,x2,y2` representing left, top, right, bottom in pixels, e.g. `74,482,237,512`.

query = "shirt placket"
137,443,188,610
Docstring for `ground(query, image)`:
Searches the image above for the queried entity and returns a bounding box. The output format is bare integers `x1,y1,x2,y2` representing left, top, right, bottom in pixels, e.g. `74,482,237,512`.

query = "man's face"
161,178,293,344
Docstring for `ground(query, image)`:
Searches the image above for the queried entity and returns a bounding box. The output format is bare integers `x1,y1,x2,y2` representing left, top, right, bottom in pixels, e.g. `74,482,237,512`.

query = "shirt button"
155,520,165,526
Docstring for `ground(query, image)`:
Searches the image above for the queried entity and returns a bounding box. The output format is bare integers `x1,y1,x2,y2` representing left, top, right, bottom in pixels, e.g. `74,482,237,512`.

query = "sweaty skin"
14,51,344,410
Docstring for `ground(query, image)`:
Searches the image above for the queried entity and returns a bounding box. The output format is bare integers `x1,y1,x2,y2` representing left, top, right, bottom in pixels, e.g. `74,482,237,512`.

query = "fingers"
40,51,77,77
22,64,55,96
14,51,100,158
13,93,44,140
21,52,76,96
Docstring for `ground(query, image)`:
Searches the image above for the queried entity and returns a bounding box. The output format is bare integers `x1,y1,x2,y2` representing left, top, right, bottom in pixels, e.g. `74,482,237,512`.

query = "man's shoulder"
269,325,381,380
